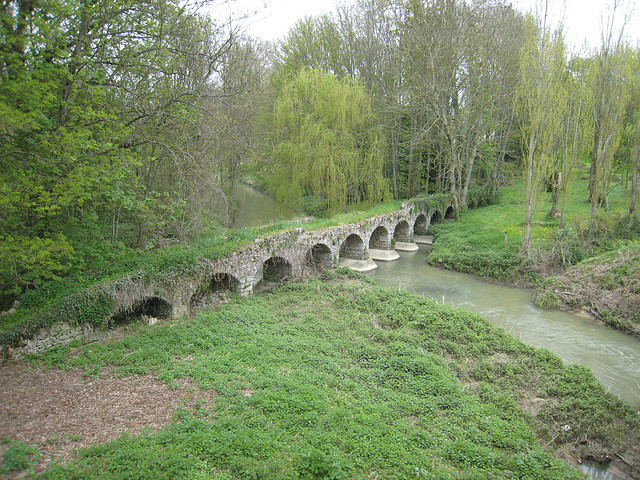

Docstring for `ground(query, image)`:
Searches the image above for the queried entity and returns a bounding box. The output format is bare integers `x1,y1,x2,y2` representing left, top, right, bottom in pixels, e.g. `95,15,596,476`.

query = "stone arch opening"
393,220,411,243
431,210,442,225
307,243,333,269
339,234,365,260
413,214,428,235
369,226,391,250
190,273,240,310
110,296,172,326
445,206,455,220
263,256,293,282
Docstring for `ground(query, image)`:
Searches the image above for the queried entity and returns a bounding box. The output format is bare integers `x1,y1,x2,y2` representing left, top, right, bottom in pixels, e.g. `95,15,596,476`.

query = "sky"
216,0,639,51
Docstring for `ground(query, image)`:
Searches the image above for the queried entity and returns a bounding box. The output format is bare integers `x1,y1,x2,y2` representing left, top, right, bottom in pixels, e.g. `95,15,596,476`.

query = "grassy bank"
5,273,638,479
536,243,640,336
426,179,640,332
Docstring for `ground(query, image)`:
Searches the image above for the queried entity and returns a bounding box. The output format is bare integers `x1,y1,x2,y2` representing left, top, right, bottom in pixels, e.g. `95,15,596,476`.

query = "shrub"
0,439,41,474
534,290,560,310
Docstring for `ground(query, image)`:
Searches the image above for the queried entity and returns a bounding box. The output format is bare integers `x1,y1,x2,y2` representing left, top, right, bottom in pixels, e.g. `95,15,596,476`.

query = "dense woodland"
1,0,639,299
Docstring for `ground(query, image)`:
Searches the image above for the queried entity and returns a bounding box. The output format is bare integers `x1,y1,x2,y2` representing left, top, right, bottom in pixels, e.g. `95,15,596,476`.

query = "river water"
366,247,640,409
231,182,296,229
232,183,640,409
233,183,640,479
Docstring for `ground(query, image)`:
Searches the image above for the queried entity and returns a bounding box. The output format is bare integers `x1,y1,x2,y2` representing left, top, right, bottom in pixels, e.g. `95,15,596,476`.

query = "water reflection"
231,183,296,229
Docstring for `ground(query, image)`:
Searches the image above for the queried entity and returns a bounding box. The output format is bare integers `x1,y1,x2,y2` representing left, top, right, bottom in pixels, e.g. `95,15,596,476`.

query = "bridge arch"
307,243,334,269
339,234,365,260
263,256,293,282
190,272,240,310
413,214,429,235
445,206,455,220
431,210,442,225
369,225,392,250
393,220,412,243
110,296,172,326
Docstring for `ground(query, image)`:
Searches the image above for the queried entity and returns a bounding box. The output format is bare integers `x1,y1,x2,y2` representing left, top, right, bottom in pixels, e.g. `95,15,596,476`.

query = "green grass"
427,176,639,285
21,275,639,479
0,438,41,475
297,199,405,230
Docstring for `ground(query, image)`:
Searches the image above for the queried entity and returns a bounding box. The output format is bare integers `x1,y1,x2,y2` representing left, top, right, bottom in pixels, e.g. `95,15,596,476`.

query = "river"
231,182,296,229
233,183,640,479
232,182,640,409
366,247,640,409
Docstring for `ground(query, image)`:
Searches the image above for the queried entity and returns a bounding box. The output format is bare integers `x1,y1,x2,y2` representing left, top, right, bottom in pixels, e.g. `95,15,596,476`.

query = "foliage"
266,68,391,215
515,16,568,254
0,0,238,297
0,235,76,295
26,278,636,479
0,438,41,475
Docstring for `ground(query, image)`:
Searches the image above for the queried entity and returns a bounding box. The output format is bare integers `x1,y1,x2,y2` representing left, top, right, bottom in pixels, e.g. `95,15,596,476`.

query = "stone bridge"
156,199,455,319
5,199,455,358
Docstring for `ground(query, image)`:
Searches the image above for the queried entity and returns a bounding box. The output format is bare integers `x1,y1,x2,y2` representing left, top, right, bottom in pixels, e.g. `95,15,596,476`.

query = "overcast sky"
217,0,639,51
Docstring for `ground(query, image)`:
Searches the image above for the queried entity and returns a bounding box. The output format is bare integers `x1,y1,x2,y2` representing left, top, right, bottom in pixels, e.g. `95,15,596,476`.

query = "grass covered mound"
425,191,524,283
536,243,640,337
11,274,639,479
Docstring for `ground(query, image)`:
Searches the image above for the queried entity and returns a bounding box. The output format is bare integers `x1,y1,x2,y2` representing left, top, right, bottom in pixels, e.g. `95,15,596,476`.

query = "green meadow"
10,273,638,479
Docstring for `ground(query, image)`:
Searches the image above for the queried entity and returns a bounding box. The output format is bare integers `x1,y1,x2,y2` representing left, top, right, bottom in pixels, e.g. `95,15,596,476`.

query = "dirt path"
0,361,217,477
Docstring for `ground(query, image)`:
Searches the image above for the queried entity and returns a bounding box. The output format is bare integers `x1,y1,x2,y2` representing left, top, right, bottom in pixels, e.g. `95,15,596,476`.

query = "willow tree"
268,69,390,215
516,16,567,255
588,0,631,231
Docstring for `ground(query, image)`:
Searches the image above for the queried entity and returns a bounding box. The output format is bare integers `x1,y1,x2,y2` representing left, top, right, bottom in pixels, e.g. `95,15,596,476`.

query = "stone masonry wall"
7,323,110,360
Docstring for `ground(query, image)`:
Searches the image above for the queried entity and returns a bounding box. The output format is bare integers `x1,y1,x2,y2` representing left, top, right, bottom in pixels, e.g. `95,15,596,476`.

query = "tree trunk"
461,141,479,207
406,115,416,197
630,145,639,219
629,115,640,220
588,115,600,203
523,160,534,256
391,124,399,198
522,130,537,256
549,171,561,218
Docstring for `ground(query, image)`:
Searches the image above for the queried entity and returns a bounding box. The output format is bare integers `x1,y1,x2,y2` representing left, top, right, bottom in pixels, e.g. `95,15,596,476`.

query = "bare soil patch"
0,361,217,477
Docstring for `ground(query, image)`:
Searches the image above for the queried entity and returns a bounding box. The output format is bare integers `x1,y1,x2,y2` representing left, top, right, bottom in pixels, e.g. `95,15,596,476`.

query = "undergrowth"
20,277,639,479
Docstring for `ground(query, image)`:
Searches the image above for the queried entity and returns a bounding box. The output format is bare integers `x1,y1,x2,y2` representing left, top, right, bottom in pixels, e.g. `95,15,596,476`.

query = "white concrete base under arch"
368,248,400,262
414,235,434,245
394,242,419,252
339,258,378,272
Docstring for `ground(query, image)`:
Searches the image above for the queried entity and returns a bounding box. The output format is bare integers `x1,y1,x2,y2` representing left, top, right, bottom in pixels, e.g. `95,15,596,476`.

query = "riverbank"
1,272,638,479
535,243,640,338
426,184,640,336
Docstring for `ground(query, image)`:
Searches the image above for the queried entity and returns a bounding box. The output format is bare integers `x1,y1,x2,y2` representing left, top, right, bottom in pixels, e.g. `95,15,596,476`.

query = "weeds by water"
19,276,638,479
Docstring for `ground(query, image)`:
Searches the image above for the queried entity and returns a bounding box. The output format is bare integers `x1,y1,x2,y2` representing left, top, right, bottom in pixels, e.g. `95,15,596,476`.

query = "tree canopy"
0,0,238,294
267,68,390,215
